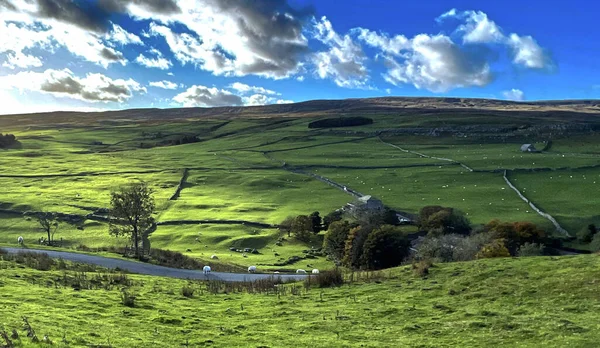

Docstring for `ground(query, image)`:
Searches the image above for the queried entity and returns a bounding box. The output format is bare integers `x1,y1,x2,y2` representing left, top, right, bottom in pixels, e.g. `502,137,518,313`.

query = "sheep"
210,255,219,260
273,271,280,274
296,269,307,274
17,236,24,245
312,269,319,274
203,266,211,274
248,266,257,273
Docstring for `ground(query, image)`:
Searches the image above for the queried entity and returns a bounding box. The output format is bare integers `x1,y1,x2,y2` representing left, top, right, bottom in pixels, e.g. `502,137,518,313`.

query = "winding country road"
1,248,309,283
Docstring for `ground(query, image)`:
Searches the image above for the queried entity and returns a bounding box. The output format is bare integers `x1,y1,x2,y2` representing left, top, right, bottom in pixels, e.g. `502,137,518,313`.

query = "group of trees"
414,205,548,262
0,133,20,149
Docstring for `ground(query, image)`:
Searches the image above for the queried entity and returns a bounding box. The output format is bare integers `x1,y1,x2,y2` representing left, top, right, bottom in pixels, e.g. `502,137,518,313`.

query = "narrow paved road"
1,248,309,283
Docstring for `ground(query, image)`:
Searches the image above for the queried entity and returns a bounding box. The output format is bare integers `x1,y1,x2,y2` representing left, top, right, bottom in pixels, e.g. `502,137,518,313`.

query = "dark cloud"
0,0,17,11
39,70,138,102
35,0,112,33
209,0,314,77
98,0,180,15
100,47,124,61
40,75,83,94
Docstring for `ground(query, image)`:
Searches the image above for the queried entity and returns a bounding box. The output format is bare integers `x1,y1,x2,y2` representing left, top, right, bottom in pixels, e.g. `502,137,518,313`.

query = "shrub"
485,220,545,255
577,224,597,244
323,210,343,230
181,285,195,298
590,233,600,252
323,220,351,262
414,233,495,263
517,243,546,257
120,290,136,307
306,268,344,288
476,239,511,259
413,259,433,278
360,225,410,270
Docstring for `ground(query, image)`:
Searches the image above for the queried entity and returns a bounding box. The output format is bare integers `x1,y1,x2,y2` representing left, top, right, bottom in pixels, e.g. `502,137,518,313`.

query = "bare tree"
109,182,155,258
37,214,59,245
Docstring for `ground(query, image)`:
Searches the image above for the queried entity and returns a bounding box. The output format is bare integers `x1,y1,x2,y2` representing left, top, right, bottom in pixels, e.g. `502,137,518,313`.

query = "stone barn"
520,144,537,152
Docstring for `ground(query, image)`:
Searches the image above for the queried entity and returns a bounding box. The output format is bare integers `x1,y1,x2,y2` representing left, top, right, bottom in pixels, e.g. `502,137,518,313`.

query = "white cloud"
138,0,311,79
229,82,278,95
385,88,392,94
353,28,409,56
0,2,127,68
0,69,146,103
276,99,294,104
508,34,550,69
173,85,243,107
149,80,179,90
437,9,552,69
135,48,172,70
2,51,43,69
502,88,525,101
311,17,369,88
436,8,457,23
375,34,493,92
106,23,144,46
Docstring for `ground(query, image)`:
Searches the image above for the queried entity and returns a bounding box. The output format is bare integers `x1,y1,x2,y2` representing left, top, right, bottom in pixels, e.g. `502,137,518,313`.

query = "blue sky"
0,0,598,115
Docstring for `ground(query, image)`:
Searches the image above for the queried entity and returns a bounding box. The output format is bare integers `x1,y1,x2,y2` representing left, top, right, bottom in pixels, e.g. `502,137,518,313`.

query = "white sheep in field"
312,269,319,274
248,266,257,273
296,269,307,274
210,255,218,260
17,236,24,245
203,266,211,274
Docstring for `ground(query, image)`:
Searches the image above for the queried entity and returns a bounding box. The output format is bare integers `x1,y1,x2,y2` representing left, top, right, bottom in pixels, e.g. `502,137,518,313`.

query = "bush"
120,290,136,307
577,224,597,244
360,225,410,270
323,220,351,262
476,239,511,259
323,210,343,230
590,233,600,252
517,243,546,257
181,285,195,298
306,268,344,288
413,259,433,278
413,233,494,263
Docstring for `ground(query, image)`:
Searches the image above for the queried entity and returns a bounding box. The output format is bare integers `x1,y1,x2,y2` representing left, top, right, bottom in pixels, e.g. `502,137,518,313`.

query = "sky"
0,0,598,115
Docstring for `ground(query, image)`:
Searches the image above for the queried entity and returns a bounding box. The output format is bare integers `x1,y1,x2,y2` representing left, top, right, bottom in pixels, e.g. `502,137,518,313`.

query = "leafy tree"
279,216,295,237
290,215,313,242
486,220,545,254
323,210,343,231
109,182,155,258
419,206,471,236
310,211,322,233
342,225,371,269
354,206,398,228
37,214,59,245
360,225,410,270
323,220,351,261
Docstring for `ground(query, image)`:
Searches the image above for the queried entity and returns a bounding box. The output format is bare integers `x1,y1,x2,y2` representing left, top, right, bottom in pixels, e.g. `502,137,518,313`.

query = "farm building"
343,195,384,214
520,144,537,152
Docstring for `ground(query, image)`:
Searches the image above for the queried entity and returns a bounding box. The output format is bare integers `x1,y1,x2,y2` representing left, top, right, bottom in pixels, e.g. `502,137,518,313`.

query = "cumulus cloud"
502,88,525,101
229,82,278,95
311,16,369,88
135,48,172,70
2,51,43,69
352,28,409,56
141,0,313,79
173,85,243,107
0,68,146,102
149,80,179,90
438,9,552,69
106,23,144,46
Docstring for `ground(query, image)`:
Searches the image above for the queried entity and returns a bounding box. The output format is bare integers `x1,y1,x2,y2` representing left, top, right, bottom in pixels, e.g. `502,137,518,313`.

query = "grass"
1,254,600,347
2,112,600,268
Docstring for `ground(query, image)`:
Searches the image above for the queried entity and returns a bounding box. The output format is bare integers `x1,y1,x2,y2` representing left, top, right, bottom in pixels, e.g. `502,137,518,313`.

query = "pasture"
1,110,599,268
1,253,599,347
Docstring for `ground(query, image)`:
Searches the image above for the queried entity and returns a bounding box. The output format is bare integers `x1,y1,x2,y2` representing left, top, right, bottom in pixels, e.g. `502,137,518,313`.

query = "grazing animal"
273,271,280,274
248,266,257,273
296,269,307,274
17,236,24,245
211,255,218,260
203,266,211,274
312,269,320,274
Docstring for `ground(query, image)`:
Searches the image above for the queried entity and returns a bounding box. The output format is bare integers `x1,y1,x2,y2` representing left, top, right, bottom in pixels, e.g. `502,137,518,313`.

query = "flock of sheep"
202,264,319,275
17,236,320,277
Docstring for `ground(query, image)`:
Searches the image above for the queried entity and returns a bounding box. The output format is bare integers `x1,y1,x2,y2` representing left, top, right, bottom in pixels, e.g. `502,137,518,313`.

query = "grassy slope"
1,255,600,347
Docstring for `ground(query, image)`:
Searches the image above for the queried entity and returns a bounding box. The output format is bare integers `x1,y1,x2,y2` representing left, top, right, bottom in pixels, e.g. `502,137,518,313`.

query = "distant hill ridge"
1,96,599,127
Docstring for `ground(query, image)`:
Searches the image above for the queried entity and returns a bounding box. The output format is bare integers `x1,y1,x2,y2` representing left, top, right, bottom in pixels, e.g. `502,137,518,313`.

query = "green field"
1,111,600,268
2,254,600,347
